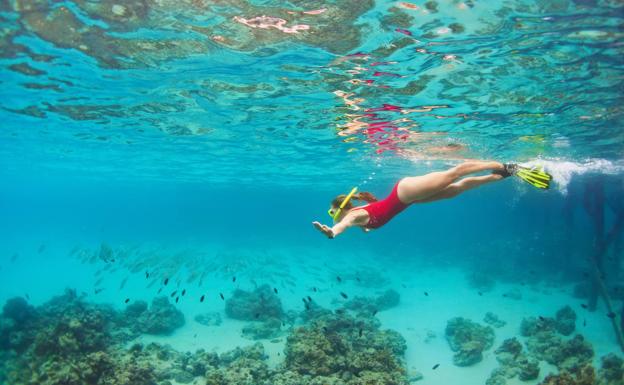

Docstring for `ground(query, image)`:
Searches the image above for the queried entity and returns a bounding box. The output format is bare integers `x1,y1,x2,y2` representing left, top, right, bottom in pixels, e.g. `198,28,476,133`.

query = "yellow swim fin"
503,163,552,189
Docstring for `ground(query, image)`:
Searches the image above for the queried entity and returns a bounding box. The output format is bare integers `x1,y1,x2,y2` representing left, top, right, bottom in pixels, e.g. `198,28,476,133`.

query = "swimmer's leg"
412,174,503,203
398,160,504,203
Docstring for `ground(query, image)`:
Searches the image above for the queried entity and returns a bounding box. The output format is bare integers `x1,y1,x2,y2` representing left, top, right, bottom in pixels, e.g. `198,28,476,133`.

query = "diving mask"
327,187,358,221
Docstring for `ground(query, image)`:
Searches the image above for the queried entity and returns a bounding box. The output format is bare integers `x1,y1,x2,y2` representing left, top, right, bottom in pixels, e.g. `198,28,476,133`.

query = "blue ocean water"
0,0,623,384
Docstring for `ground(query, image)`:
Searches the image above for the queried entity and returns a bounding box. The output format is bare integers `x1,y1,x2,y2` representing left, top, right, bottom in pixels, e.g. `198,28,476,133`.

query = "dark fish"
124,298,130,303
583,319,587,327
607,312,616,319
478,292,483,296
200,295,205,302
538,316,545,321
502,294,508,298
25,294,30,300
358,328,363,337
232,276,236,282
282,322,286,327
176,296,180,303
424,292,429,296
220,293,225,300
95,288,104,294
313,287,318,292
302,297,308,304
274,287,278,294
182,289,186,296
432,364,440,370
581,304,588,309
356,277,361,282
401,284,407,288
171,291,177,297
194,333,197,338
110,259,115,263
255,313,260,319
158,287,163,294
305,303,310,310
340,292,348,299
336,276,342,283
10,253,19,263
277,352,280,356
164,278,169,285
307,296,312,302
322,326,328,332
372,309,378,316
145,271,149,279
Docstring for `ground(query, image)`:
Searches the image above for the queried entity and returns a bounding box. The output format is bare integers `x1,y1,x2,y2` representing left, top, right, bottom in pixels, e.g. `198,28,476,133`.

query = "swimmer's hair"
331,192,378,209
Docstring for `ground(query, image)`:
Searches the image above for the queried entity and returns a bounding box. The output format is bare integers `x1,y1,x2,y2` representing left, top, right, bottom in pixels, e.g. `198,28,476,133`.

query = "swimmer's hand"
312,221,334,239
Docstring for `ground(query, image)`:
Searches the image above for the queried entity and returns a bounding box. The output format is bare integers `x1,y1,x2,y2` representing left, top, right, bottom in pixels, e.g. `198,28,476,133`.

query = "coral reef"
225,285,284,340
538,364,596,385
445,317,495,366
527,333,594,371
483,312,506,328
203,343,271,385
283,311,408,384
125,296,185,335
0,288,412,385
486,338,539,384
299,298,333,323
4,287,618,385
242,317,282,340
343,289,400,314
554,305,576,336
520,316,557,337
598,353,624,385
225,284,283,321
521,307,592,372
2,296,36,323
0,290,137,385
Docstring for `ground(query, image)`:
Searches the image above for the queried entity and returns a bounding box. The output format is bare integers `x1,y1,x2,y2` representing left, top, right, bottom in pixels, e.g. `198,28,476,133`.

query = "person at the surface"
312,160,512,239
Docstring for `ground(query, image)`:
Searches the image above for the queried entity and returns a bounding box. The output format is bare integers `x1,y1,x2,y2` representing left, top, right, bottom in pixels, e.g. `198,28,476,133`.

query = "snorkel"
328,187,358,222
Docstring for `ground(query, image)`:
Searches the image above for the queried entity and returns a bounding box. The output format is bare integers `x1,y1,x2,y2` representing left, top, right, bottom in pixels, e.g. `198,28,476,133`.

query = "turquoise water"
1,0,623,384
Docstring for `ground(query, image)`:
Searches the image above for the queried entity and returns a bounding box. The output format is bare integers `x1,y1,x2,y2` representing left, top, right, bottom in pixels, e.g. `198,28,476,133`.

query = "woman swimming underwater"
312,160,551,239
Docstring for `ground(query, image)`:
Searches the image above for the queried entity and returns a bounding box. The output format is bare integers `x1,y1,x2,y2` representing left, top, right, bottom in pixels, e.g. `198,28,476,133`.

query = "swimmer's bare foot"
312,221,334,239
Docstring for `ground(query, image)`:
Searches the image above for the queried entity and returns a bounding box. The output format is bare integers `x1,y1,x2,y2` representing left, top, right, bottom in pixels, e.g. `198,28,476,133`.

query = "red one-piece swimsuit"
357,182,409,229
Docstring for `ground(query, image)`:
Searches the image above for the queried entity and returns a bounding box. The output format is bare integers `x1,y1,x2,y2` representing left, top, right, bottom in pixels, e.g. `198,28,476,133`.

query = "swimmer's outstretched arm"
312,222,336,238
312,220,348,239
312,212,365,239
